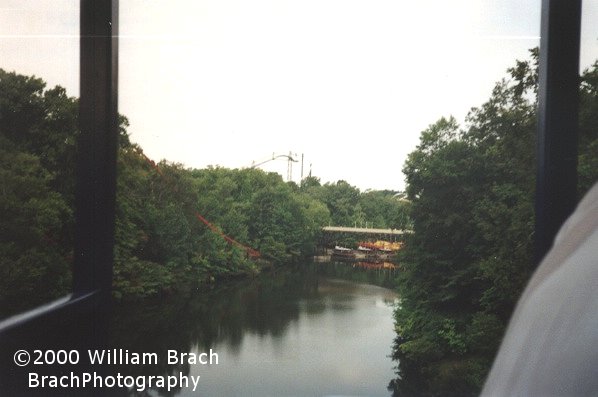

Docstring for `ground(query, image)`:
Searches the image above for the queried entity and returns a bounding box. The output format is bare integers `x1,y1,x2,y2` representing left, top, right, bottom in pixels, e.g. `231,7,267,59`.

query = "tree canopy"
390,49,598,396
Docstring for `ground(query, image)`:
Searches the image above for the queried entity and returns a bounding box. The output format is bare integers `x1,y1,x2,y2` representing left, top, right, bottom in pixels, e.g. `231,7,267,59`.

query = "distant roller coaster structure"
250,152,299,182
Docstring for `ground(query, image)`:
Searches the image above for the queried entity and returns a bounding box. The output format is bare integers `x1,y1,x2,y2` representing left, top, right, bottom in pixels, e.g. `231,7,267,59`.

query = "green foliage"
111,154,342,296
391,49,598,396
0,141,72,309
191,167,331,264
0,70,77,315
318,180,361,226
301,177,412,231
359,190,412,229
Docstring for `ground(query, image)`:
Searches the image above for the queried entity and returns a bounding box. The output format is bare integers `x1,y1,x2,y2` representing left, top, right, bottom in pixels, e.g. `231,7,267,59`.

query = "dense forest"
389,49,598,396
0,68,410,315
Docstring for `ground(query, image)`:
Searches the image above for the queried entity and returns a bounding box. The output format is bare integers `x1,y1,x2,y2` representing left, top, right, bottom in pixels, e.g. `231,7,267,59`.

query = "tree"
0,70,78,315
391,49,541,396
392,48,598,396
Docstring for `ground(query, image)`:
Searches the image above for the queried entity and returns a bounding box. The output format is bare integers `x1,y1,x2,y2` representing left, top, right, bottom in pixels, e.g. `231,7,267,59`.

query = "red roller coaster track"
139,150,261,258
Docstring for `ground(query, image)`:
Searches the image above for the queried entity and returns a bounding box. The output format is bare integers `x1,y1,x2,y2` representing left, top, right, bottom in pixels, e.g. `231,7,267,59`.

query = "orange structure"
358,240,403,252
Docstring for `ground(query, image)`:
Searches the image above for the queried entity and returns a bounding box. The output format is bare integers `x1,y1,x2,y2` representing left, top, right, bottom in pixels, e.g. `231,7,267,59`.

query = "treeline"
113,151,332,298
114,156,410,297
0,69,410,314
390,49,598,396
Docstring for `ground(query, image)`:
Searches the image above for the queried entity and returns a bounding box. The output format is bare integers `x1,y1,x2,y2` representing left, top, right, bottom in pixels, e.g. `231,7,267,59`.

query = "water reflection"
108,263,397,396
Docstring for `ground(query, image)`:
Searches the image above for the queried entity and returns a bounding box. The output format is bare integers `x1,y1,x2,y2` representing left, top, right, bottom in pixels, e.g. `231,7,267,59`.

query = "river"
108,262,398,396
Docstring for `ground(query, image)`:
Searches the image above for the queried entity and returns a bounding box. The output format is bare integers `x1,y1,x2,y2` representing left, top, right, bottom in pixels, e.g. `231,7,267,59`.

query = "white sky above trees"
2,0,597,190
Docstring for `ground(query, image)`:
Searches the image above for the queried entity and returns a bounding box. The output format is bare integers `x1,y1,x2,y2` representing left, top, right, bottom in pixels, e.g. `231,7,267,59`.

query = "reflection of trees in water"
108,263,396,396
317,261,398,289
108,267,316,395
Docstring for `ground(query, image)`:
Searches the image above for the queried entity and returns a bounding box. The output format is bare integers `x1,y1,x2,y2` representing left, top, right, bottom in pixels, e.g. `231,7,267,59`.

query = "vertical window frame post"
534,0,582,264
74,0,119,295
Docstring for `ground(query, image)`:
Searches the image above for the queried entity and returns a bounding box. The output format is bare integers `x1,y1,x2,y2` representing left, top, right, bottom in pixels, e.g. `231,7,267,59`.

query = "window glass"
0,1,78,319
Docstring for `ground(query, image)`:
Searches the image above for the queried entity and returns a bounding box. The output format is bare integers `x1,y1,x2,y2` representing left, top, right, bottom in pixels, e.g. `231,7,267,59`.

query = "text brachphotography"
29,371,201,392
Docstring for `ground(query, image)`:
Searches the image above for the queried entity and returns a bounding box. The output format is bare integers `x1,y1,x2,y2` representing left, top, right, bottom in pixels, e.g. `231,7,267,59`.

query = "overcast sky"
2,1,597,191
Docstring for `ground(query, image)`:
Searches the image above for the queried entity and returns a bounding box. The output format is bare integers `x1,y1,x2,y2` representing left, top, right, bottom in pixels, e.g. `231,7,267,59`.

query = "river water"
108,263,398,396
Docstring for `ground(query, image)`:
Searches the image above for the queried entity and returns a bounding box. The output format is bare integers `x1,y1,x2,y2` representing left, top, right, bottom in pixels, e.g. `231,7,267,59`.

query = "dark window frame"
0,0,118,332
0,0,118,381
534,0,582,264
